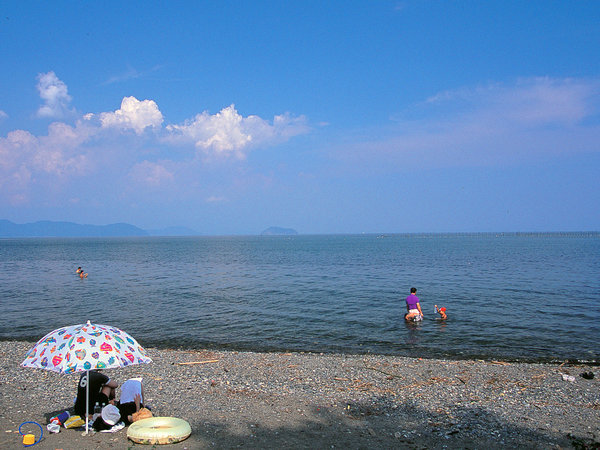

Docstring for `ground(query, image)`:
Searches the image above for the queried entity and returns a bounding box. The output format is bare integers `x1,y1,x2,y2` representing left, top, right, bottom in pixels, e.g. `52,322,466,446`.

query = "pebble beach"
1,341,598,449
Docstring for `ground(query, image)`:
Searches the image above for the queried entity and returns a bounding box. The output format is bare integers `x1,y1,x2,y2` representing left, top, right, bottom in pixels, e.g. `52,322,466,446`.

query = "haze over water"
1,233,598,363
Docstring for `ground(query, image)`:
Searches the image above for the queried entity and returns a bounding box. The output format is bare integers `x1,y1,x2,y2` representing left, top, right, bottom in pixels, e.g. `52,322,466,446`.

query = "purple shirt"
406,294,420,310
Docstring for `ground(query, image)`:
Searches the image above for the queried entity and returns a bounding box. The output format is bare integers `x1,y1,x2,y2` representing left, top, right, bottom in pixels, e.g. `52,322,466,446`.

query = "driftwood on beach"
177,359,221,365
1,341,598,449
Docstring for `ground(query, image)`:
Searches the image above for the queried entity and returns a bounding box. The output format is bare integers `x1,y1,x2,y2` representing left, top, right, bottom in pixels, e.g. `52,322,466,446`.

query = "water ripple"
0,234,598,362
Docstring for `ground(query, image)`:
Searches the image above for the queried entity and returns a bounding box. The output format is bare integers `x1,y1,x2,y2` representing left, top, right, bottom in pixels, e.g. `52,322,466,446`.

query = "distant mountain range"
0,220,299,237
0,220,200,237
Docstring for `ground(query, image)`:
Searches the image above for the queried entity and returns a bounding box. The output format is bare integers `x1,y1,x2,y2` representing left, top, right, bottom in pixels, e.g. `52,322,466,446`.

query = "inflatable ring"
127,417,191,445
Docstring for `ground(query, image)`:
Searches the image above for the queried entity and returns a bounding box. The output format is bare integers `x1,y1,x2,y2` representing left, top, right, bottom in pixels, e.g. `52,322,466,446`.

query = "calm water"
0,234,598,363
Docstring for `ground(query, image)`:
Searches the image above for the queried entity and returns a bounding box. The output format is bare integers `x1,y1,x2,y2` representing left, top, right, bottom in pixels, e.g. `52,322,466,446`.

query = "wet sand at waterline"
1,341,598,449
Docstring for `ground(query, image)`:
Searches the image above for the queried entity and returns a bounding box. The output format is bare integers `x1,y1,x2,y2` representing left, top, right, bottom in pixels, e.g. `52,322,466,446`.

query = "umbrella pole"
85,370,89,434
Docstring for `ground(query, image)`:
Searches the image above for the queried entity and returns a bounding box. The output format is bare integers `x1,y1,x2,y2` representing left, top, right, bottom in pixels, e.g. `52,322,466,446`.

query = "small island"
261,226,298,236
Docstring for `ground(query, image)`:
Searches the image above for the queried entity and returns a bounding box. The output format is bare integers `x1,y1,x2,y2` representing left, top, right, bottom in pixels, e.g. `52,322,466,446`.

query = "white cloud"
0,130,36,173
166,105,308,159
103,64,163,85
425,77,596,126
104,67,141,85
0,117,96,206
33,122,91,175
36,72,73,118
99,96,164,135
0,131,33,203
129,160,174,187
339,77,600,170
0,110,7,120
206,195,226,203
2,75,310,206
0,123,90,178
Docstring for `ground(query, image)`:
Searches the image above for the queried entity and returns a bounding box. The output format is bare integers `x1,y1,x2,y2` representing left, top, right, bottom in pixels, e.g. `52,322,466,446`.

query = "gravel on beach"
1,341,598,449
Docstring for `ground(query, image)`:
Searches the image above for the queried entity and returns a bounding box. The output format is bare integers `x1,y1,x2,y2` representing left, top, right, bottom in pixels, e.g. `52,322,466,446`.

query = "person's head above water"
410,287,417,294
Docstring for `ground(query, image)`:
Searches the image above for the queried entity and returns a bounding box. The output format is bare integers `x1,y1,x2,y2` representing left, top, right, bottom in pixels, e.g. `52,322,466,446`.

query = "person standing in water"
405,287,424,321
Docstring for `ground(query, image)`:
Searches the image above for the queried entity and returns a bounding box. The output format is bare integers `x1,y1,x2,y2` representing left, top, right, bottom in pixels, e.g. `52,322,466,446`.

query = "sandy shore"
1,341,598,449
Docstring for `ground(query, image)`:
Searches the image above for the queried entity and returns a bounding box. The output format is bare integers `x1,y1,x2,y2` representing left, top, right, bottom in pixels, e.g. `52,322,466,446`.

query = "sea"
1,233,598,364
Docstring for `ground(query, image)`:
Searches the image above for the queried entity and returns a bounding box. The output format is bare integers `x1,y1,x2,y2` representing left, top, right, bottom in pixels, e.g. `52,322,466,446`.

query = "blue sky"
1,1,599,234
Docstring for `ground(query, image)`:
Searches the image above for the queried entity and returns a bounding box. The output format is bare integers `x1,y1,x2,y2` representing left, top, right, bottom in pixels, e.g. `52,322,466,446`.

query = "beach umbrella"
21,320,152,434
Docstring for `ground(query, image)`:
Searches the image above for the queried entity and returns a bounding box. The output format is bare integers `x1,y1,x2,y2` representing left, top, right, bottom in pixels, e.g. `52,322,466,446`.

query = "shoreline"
132,345,600,366
1,341,598,449
6,337,598,367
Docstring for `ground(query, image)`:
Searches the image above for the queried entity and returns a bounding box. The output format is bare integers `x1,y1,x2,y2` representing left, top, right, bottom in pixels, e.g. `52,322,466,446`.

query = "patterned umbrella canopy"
21,320,152,373
21,320,152,433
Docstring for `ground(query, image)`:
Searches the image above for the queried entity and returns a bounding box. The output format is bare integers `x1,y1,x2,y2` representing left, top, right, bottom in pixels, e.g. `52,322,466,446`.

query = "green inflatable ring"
127,417,191,445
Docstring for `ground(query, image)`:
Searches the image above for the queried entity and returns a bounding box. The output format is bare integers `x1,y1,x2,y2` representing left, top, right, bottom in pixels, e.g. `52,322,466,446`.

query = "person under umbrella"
73,369,117,417
92,378,152,431
21,320,152,434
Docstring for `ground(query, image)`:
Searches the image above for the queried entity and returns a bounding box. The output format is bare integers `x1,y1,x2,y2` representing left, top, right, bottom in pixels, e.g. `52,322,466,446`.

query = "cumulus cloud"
2,74,309,206
36,72,73,118
166,105,308,159
0,124,89,177
0,123,92,204
0,130,34,176
98,96,164,134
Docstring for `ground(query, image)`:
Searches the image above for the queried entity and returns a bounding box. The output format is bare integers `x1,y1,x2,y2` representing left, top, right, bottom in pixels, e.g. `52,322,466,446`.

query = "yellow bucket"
23,434,35,445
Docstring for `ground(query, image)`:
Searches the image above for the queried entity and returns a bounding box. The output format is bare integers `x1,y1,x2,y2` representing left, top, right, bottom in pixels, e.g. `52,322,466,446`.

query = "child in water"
434,305,447,320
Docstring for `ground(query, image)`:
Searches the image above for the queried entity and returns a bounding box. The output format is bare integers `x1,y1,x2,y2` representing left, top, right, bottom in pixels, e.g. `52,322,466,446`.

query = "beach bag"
64,415,85,428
